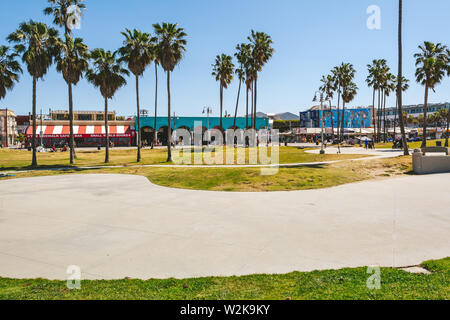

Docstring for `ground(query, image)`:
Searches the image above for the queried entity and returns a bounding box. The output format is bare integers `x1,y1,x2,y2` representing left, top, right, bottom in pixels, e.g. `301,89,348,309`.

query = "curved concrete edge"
0,173,449,280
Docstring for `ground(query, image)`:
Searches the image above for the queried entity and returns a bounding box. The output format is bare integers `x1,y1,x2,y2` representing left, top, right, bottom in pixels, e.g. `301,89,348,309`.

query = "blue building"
300,108,372,129
137,116,269,145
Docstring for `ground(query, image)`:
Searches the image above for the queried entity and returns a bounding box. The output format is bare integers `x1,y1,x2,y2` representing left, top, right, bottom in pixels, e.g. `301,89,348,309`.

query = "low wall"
413,148,450,174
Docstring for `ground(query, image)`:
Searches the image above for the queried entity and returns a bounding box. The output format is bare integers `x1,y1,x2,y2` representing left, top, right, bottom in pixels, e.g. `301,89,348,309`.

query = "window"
78,114,93,121
96,114,104,121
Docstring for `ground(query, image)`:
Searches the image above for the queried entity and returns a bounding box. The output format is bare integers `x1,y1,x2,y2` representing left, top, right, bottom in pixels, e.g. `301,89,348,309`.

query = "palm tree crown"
7,20,59,79
118,29,154,77
212,54,235,89
86,49,129,99
55,35,89,85
0,46,22,100
414,41,449,90
153,22,187,72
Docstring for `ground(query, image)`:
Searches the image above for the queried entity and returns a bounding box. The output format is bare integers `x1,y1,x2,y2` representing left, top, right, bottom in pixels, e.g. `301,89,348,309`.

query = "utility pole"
5,108,8,148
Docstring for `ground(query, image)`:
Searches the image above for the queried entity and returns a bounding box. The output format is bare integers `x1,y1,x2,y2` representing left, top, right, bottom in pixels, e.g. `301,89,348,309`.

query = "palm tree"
382,72,396,142
319,74,337,139
55,35,89,164
152,40,160,148
153,23,187,162
248,30,274,129
392,76,409,140
341,81,358,140
414,41,449,147
8,21,59,166
397,0,409,155
233,43,250,129
0,45,22,101
333,63,356,141
367,59,386,140
212,54,234,131
86,49,129,163
0,46,22,149
45,0,86,163
118,29,153,162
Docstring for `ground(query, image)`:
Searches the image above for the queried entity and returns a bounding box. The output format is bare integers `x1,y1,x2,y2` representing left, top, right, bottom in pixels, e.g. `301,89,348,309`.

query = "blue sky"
1,0,449,117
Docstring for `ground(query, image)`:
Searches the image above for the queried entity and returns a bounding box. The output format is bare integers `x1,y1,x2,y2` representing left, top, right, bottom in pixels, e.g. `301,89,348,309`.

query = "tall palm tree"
153,22,187,162
233,43,250,129
118,28,154,162
212,54,234,131
366,59,386,139
397,0,409,155
8,21,59,166
55,35,89,164
414,41,449,147
0,45,22,101
248,30,274,129
152,40,160,148
45,0,86,163
334,63,356,141
382,72,396,141
86,49,129,163
319,74,337,139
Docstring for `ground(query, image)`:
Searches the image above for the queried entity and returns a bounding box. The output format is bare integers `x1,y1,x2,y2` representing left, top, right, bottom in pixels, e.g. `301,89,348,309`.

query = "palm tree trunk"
397,0,409,155
329,100,334,140
393,97,398,141
246,84,249,129
220,83,223,130
250,82,254,128
136,75,141,162
383,92,387,142
422,84,429,148
253,78,258,129
372,88,376,136
32,76,37,167
336,86,341,142
377,90,380,141
104,96,110,163
445,107,449,147
167,71,172,162
68,82,75,164
153,63,158,148
341,102,346,141
233,78,242,129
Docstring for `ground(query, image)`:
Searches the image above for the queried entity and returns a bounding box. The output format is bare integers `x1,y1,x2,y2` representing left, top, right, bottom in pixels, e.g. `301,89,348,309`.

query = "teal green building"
137,116,269,145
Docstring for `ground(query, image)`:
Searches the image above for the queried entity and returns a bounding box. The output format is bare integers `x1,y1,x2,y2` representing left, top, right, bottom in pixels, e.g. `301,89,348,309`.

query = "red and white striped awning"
26,125,134,138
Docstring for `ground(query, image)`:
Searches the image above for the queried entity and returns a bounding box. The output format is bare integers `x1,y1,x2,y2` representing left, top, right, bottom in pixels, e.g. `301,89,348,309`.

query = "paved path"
0,174,449,280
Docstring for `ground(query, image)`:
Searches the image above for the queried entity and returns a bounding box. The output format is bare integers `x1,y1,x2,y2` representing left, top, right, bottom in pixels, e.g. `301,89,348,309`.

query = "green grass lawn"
0,258,448,300
3,156,412,192
375,139,447,149
0,147,370,171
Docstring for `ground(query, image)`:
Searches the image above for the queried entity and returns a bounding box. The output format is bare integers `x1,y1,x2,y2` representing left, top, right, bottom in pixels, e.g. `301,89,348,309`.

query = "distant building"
0,109,17,147
50,110,117,121
24,110,134,147
300,107,372,129
381,102,450,127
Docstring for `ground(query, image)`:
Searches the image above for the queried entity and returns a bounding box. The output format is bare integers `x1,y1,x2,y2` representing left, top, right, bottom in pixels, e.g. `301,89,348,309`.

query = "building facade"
0,109,17,147
300,107,372,129
138,116,270,146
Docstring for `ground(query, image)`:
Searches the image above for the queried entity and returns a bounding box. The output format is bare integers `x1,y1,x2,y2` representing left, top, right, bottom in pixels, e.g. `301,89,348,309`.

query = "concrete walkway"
0,173,449,280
